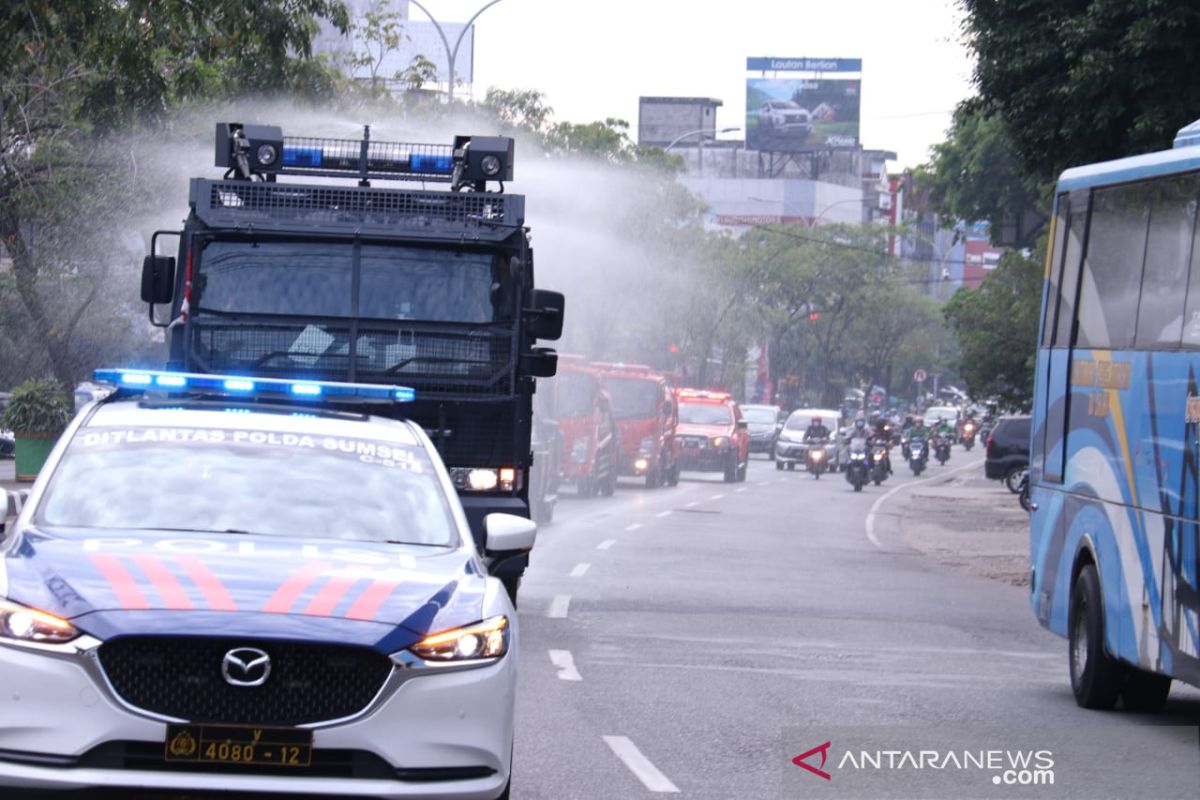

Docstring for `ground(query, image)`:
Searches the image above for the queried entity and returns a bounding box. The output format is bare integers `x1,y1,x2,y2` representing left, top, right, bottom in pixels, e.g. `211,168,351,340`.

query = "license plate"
165,724,313,768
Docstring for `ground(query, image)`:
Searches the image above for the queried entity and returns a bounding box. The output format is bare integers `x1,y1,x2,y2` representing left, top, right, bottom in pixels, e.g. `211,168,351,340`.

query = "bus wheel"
1068,563,1123,710
1121,668,1171,712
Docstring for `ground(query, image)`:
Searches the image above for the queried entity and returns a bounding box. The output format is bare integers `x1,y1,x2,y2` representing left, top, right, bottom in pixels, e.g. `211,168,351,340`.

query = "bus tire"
1069,563,1124,710
1121,668,1171,713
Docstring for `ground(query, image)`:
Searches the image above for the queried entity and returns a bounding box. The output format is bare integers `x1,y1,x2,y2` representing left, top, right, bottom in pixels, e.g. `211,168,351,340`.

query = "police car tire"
1068,563,1123,710
1120,668,1171,712
502,575,521,608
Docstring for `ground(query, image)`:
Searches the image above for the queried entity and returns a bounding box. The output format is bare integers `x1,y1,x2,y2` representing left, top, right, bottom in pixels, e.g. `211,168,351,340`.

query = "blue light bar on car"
93,369,416,403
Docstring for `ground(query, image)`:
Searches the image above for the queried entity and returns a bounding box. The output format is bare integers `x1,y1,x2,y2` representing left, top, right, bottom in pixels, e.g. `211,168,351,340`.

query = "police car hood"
3,528,486,648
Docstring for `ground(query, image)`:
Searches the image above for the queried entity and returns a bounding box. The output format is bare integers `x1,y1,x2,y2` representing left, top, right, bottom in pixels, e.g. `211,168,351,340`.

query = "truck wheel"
577,478,593,497
737,458,747,481
775,460,784,471
723,454,737,482
787,462,795,471
1121,668,1171,712
666,462,680,486
599,457,616,497
1069,563,1124,709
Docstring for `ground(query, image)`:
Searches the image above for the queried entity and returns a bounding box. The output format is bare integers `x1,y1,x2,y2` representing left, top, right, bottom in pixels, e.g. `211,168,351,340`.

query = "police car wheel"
502,575,521,608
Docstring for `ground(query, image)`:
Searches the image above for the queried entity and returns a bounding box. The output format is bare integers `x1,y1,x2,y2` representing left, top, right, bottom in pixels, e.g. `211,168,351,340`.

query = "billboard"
746,78,860,153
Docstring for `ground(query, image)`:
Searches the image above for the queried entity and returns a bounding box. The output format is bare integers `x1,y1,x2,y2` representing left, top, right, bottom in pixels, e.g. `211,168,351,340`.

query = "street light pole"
407,0,504,103
663,127,741,151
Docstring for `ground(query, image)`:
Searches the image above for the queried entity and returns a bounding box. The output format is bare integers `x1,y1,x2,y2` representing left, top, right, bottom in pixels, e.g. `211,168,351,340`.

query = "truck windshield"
606,378,660,419
557,371,596,418
195,240,512,323
678,403,732,426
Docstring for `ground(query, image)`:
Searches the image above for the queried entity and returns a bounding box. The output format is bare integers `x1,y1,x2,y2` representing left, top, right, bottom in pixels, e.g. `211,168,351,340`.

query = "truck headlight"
449,467,519,492
711,436,729,449
407,616,509,662
0,600,79,644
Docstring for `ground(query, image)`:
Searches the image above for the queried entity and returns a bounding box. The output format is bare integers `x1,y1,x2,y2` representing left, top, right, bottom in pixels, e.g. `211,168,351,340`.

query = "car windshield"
37,425,457,546
678,402,732,425
607,377,660,419
196,240,512,324
741,407,778,424
785,414,832,431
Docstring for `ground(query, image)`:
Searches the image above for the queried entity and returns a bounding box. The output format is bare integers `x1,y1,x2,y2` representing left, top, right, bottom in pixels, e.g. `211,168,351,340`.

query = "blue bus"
1030,119,1200,711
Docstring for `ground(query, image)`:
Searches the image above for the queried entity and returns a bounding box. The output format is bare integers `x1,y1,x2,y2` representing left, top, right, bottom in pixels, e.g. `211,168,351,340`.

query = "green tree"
960,0,1200,180
942,244,1045,409
914,102,1045,237
0,1,348,389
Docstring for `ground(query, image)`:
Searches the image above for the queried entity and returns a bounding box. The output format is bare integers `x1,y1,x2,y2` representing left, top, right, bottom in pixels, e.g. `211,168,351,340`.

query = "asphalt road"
512,451,1200,799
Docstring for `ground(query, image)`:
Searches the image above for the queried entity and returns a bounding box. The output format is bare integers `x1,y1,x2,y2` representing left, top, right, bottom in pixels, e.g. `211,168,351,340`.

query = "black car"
740,404,783,458
985,416,1031,488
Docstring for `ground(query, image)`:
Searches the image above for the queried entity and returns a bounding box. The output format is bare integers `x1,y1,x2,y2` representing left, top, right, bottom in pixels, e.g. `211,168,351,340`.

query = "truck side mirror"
141,255,176,304
521,347,558,378
525,290,564,341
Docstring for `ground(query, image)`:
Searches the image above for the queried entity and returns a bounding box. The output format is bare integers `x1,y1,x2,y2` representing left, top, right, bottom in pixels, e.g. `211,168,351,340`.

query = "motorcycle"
933,434,952,466
806,440,828,479
908,436,928,476
845,438,870,491
870,444,889,486
960,420,977,451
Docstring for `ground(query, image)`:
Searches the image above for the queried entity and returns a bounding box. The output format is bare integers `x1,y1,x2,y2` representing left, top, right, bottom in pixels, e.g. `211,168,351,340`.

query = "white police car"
0,370,533,799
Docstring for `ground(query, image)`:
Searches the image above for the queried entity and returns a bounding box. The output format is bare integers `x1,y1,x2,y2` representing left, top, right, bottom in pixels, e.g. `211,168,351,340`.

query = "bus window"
1136,175,1200,349
1052,191,1090,347
1076,183,1150,349
1181,197,1200,349
1041,197,1069,348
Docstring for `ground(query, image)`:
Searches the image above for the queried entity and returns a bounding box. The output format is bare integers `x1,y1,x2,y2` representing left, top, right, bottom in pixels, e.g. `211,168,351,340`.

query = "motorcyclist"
907,417,930,459
869,416,893,474
803,417,831,442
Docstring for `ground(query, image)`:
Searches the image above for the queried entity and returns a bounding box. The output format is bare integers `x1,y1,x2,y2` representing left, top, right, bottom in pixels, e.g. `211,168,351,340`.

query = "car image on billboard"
746,78,861,152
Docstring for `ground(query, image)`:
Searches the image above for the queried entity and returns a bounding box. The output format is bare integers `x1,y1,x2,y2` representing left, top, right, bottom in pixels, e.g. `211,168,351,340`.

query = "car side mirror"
521,347,558,378
525,289,565,341
484,513,537,554
140,255,176,304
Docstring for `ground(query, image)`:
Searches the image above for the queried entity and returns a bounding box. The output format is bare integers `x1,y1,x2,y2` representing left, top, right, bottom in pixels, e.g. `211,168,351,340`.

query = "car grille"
97,637,393,726
681,435,708,448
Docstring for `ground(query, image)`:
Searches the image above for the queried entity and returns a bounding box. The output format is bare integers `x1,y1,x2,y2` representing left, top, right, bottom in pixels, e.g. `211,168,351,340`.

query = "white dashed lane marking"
549,650,583,681
547,594,571,619
597,539,617,550
654,510,673,518
625,522,643,531
569,563,591,577
602,735,680,793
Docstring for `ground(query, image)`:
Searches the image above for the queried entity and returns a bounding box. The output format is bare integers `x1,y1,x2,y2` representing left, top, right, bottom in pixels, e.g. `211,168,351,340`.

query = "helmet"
854,418,866,430
811,418,821,425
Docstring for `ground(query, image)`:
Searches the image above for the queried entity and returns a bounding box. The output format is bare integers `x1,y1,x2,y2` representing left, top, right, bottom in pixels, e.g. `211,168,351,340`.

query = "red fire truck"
554,356,618,497
593,363,680,488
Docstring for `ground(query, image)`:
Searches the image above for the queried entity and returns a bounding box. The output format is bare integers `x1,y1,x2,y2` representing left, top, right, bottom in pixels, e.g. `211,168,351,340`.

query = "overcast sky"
419,0,976,168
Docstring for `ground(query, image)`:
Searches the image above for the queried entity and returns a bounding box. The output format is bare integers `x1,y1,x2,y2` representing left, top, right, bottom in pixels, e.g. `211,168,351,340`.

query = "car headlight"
638,436,655,455
711,436,729,449
570,439,589,464
408,616,509,662
0,599,80,644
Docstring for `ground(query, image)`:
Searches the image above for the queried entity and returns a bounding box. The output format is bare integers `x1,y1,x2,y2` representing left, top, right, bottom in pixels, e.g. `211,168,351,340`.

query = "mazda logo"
221,647,272,687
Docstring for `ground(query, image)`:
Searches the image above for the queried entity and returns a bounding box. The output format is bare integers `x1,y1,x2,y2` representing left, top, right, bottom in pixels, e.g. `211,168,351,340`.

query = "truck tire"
775,460,784,471
666,462,680,486
723,453,737,482
646,462,661,489
1069,563,1124,709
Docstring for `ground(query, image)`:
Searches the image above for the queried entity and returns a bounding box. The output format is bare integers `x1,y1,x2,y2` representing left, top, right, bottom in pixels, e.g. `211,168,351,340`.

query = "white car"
0,369,531,799
757,100,813,137
774,408,845,471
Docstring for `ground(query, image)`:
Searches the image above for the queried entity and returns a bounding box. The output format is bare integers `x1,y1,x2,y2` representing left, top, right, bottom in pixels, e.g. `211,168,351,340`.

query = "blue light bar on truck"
279,137,455,179
93,369,416,403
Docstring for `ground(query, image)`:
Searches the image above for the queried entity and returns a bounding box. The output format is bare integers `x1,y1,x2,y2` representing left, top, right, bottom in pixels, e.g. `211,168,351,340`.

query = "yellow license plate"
165,724,313,768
